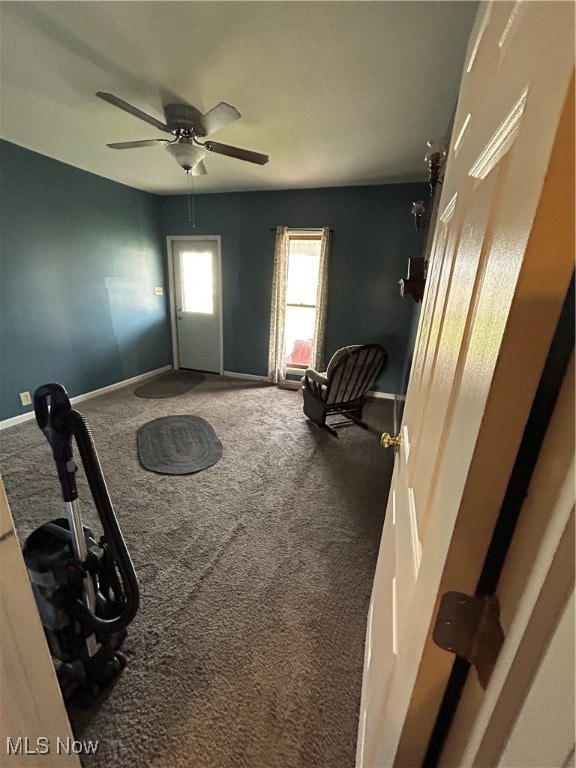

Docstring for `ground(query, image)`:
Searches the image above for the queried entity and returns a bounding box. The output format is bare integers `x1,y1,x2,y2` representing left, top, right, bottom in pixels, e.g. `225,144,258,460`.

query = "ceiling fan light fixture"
97,92,267,176
166,139,205,172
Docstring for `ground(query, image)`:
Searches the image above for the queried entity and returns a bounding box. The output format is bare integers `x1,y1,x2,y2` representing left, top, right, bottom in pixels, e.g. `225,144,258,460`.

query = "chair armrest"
303,369,329,386
302,368,329,399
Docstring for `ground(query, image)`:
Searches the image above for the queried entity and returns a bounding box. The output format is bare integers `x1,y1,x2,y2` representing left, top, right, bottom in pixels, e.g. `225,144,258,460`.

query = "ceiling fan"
95,92,269,175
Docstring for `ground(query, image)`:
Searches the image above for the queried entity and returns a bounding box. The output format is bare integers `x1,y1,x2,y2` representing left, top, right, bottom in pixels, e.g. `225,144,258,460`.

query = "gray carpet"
134,370,206,398
137,415,223,474
0,375,394,768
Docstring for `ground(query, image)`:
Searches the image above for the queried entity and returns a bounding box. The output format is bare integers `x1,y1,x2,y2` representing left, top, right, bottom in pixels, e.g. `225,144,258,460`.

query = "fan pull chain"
187,169,196,228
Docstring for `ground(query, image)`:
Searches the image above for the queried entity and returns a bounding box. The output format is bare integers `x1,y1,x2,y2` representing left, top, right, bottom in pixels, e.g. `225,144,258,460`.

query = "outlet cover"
155,286,163,295
19,391,31,406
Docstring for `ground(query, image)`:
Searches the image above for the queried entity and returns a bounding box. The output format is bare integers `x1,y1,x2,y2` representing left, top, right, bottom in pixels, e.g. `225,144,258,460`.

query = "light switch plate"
19,391,31,406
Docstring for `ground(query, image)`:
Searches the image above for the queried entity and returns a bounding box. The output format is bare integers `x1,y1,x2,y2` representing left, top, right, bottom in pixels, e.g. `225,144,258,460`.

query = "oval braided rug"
137,415,222,475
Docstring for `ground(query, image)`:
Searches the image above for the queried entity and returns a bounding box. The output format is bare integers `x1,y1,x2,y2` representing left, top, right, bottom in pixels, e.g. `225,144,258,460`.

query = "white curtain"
268,225,331,383
268,226,289,383
310,226,331,372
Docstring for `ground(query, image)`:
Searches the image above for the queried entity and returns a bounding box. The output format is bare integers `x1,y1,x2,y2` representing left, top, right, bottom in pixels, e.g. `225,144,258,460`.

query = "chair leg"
302,389,340,436
302,389,325,425
302,391,374,437
346,412,369,430
325,404,368,433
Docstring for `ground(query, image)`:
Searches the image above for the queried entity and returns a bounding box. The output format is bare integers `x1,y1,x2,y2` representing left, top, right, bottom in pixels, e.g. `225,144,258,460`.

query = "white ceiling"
0,1,478,196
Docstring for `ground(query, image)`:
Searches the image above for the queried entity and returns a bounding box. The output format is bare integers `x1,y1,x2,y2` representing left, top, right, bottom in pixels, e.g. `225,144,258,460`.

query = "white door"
440,353,575,767
0,476,81,768
170,237,223,373
357,3,575,766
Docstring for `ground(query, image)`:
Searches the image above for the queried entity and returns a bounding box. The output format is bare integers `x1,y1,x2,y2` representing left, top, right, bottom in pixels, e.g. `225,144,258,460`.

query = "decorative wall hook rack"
399,257,426,302
411,200,427,230
398,138,447,301
425,138,447,195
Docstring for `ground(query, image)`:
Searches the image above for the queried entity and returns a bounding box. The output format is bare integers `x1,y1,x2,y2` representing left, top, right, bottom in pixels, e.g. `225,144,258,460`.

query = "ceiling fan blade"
96,92,171,133
106,139,169,149
192,160,208,176
204,141,269,165
200,102,241,136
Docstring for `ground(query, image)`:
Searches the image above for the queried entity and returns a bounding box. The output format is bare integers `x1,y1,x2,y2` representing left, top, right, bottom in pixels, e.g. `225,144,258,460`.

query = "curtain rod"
269,227,334,231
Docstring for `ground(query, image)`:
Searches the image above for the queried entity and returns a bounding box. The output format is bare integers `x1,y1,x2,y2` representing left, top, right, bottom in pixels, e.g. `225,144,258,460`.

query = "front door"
356,3,575,766
170,237,222,373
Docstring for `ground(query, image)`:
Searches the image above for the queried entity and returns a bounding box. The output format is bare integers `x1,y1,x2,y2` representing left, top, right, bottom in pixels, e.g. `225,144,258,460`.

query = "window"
180,250,214,314
285,235,322,369
268,226,330,384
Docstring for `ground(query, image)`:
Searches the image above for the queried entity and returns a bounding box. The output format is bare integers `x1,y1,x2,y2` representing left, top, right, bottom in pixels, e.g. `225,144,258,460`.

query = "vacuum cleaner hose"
61,408,140,635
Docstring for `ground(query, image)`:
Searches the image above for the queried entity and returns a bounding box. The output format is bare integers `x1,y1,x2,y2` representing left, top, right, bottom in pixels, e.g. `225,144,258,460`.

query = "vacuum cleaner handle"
33,384,139,635
34,384,78,502
62,407,140,634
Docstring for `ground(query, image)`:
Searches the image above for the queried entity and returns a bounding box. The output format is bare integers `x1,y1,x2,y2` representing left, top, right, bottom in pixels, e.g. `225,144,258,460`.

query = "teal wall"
0,139,427,421
0,141,171,420
160,183,428,393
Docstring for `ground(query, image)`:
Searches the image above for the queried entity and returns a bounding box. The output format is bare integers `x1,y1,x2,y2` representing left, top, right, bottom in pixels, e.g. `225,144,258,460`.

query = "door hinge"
432,591,505,689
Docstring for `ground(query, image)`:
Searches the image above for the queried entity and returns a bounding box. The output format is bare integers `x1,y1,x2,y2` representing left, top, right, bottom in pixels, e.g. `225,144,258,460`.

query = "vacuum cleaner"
22,383,140,705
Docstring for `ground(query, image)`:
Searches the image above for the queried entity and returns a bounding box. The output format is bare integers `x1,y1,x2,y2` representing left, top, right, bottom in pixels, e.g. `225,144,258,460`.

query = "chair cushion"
325,345,385,404
326,345,361,377
302,344,387,406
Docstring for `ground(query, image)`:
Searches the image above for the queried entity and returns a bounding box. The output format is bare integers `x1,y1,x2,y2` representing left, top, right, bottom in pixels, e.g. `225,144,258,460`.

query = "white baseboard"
241,379,395,397
223,369,396,399
367,391,396,400
1,368,394,431
0,366,173,431
222,370,270,382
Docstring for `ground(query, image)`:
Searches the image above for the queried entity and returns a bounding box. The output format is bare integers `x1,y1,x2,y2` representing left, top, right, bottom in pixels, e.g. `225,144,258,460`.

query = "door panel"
357,482,398,768
410,170,498,535
394,457,421,649
357,3,575,766
171,237,222,373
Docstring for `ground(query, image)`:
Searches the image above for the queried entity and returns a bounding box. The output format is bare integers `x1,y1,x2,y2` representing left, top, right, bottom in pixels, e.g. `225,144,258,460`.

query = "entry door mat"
137,415,223,475
134,371,205,399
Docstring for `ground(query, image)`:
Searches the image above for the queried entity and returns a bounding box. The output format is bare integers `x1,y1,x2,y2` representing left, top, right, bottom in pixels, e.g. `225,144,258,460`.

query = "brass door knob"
380,432,402,449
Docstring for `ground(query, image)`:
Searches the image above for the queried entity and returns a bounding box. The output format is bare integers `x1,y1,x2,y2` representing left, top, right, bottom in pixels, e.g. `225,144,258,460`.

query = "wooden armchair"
301,343,388,435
